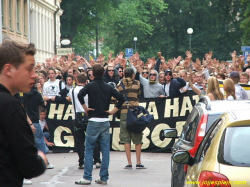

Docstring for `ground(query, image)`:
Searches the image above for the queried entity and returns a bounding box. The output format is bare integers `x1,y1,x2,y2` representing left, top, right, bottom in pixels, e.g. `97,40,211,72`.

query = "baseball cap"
165,70,172,76
229,71,240,78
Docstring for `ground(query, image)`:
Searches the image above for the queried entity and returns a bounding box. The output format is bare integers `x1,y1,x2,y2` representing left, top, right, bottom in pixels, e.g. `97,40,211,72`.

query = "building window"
23,0,27,34
9,0,12,30
16,0,20,32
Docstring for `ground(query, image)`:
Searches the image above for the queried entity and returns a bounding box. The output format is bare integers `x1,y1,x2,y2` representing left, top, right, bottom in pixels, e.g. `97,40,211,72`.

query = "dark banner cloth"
46,91,199,153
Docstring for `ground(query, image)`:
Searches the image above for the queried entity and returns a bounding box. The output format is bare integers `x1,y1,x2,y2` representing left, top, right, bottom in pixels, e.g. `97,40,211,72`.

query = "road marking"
40,167,70,186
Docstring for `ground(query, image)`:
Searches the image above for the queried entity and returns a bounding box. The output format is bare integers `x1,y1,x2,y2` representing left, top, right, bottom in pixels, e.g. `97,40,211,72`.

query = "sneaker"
23,179,32,185
124,164,132,169
136,164,147,169
78,165,84,169
75,178,91,185
95,179,107,184
47,163,54,169
95,162,101,168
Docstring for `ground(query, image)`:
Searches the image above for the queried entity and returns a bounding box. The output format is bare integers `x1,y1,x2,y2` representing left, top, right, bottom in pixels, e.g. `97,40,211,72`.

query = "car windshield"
218,126,250,167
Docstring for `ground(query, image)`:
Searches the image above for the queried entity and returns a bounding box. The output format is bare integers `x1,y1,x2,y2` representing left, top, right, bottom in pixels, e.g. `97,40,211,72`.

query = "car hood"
219,163,250,186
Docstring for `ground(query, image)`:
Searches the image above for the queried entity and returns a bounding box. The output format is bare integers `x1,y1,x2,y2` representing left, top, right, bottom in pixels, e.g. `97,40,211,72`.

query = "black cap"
230,71,240,78
165,70,172,76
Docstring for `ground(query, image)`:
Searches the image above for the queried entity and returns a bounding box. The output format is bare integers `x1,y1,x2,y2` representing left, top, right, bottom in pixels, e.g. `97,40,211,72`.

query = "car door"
185,118,223,187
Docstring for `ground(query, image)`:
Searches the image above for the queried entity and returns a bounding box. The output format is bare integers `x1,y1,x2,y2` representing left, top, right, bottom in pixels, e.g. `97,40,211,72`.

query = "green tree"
102,0,167,59
60,0,120,56
240,0,250,45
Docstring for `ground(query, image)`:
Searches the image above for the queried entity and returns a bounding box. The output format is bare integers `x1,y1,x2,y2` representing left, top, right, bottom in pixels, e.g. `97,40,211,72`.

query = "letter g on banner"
54,126,74,147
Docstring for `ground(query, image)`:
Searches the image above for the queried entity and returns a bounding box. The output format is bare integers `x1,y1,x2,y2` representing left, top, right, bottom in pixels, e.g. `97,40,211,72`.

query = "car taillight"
198,171,231,187
183,164,188,172
189,114,208,157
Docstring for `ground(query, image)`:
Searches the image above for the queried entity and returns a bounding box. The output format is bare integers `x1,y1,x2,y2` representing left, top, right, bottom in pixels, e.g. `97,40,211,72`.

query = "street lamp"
133,37,138,53
187,28,193,52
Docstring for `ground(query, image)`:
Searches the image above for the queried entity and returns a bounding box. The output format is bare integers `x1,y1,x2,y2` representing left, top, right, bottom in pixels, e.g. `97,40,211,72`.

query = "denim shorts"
119,113,142,144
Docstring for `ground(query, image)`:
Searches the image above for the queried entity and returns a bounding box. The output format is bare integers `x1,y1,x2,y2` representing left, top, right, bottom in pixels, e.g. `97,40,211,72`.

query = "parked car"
172,108,250,187
164,97,250,187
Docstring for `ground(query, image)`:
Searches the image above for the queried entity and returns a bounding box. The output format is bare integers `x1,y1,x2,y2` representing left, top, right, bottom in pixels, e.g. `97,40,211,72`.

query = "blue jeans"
83,121,110,182
33,123,47,154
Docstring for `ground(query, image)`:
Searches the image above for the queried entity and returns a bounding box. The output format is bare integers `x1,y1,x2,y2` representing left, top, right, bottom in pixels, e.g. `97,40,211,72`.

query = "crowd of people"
1,39,250,186
35,50,250,102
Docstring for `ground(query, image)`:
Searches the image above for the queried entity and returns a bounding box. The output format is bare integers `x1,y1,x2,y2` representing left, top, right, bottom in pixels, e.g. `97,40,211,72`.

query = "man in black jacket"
76,64,125,185
163,70,186,97
0,40,47,187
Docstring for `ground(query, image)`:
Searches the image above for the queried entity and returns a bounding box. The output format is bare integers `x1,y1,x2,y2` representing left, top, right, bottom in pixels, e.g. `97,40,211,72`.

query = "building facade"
1,0,63,62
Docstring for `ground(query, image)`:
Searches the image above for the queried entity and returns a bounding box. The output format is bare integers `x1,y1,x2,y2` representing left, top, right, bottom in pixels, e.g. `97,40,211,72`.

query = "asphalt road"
27,151,172,187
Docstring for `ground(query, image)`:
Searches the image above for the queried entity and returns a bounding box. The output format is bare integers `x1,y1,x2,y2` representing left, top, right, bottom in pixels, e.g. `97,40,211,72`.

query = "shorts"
119,113,142,145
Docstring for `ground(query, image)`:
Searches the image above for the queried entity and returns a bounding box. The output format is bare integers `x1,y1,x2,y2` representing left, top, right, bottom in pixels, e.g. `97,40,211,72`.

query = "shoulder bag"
120,82,154,133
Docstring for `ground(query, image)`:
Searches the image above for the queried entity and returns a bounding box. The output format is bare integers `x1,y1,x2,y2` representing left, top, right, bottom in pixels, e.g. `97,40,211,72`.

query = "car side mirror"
172,151,191,164
164,128,178,138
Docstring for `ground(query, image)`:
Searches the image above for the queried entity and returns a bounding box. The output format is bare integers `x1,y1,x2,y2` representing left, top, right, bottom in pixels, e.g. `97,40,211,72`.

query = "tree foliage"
240,0,250,45
60,0,247,61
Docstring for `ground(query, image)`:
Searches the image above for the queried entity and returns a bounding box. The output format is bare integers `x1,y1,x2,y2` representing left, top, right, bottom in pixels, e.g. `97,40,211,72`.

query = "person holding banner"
0,40,47,187
75,64,125,185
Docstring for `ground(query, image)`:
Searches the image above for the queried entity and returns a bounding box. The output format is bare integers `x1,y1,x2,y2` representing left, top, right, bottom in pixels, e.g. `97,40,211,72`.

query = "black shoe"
136,164,147,169
124,164,132,169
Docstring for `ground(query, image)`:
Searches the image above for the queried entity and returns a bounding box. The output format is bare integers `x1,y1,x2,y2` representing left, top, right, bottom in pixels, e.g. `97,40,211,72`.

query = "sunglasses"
88,74,93,76
108,70,114,72
142,72,149,74
150,74,157,76
119,71,123,73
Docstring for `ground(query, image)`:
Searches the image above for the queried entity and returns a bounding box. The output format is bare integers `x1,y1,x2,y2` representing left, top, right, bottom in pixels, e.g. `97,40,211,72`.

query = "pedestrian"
0,40,47,187
162,70,186,97
69,73,102,170
230,71,248,100
223,78,236,100
43,67,65,101
75,64,125,185
116,67,147,169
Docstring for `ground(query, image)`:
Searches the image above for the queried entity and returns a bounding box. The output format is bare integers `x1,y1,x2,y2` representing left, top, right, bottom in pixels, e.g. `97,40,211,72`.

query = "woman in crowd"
158,71,165,85
37,73,46,94
206,77,224,100
223,78,236,100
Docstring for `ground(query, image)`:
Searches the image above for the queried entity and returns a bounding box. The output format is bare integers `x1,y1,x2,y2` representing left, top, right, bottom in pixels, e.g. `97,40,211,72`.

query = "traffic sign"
241,46,250,51
125,48,133,58
244,51,249,64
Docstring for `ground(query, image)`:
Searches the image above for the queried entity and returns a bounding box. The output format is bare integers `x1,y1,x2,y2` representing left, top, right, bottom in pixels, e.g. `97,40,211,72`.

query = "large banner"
46,91,199,153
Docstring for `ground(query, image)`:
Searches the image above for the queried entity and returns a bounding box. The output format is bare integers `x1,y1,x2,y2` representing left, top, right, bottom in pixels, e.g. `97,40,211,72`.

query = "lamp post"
133,37,138,53
187,28,193,52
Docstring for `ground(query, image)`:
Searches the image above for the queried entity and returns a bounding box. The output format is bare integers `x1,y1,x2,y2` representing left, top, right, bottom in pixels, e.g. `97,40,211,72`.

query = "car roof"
229,109,250,121
196,96,250,115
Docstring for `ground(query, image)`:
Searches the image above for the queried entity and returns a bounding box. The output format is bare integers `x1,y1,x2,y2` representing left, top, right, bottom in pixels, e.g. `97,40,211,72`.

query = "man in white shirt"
43,68,65,100
230,71,248,100
69,73,88,169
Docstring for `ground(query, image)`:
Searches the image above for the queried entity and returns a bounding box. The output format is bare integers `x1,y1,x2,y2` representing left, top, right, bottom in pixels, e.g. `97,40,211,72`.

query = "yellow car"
172,109,250,187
